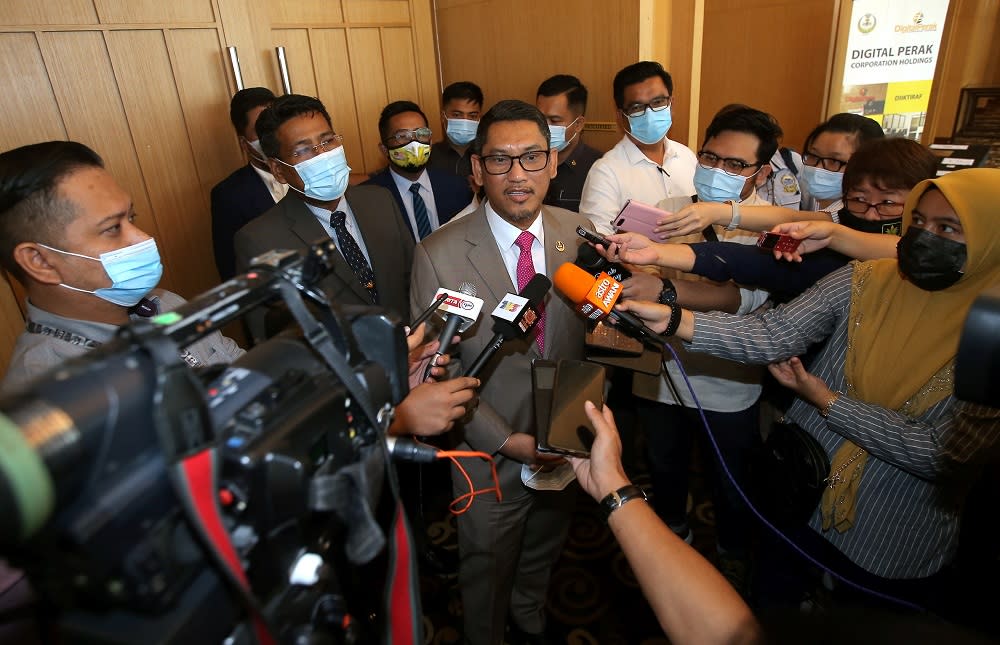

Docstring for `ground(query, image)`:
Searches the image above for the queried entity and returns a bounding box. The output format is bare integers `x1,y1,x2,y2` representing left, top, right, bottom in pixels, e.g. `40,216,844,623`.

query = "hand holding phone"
613,200,669,238
576,225,612,248
756,232,802,254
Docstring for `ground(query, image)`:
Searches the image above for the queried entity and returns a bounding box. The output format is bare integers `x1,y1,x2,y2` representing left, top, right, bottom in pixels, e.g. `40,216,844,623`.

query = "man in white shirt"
579,61,698,235
211,87,289,280
624,105,787,595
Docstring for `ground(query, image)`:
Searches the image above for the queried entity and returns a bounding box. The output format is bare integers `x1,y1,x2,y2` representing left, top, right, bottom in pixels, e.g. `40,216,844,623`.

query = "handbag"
750,420,831,527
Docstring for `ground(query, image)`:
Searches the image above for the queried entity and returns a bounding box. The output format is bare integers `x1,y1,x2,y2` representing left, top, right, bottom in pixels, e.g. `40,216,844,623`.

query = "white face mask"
243,138,267,164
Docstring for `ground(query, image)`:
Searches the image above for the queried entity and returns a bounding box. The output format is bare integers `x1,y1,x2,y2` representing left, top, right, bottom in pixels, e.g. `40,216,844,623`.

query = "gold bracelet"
819,392,840,418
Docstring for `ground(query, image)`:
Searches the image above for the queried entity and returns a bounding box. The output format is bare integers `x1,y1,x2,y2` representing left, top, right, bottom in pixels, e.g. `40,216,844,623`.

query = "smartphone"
576,225,612,248
613,199,668,239
532,359,557,451
756,232,802,253
538,360,605,458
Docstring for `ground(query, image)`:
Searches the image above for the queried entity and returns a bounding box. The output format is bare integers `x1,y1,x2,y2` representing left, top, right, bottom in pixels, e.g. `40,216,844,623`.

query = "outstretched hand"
568,401,631,502
767,356,833,408
768,220,838,262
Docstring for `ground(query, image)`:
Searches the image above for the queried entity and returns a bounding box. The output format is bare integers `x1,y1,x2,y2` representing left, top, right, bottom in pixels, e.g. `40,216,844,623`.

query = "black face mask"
838,207,903,236
897,227,967,291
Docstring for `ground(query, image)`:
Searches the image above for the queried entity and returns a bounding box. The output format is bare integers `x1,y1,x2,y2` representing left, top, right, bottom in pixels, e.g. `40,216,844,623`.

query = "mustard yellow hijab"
822,168,1000,533
847,167,1000,414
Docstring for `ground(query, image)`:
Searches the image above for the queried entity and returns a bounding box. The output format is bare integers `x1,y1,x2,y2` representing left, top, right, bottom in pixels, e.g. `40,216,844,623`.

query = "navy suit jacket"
363,167,471,240
210,164,275,280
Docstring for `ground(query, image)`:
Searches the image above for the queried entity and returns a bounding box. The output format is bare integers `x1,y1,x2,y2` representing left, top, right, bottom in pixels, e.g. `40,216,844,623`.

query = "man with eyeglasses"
233,94,415,343
411,99,596,645
579,61,697,235
535,74,602,213
621,105,785,596
363,100,472,242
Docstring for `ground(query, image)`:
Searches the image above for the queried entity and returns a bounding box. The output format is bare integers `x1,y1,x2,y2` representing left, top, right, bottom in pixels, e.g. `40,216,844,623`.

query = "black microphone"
574,243,632,282
464,273,551,379
424,282,483,379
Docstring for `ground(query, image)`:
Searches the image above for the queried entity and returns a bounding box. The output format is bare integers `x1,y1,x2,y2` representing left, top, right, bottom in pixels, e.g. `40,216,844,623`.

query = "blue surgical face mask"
693,165,752,203
626,107,672,145
278,146,351,202
801,165,844,201
39,238,163,306
549,116,581,152
446,118,478,146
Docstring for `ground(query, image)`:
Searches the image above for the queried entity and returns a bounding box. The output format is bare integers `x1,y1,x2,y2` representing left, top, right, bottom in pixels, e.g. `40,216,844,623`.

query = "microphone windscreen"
520,273,551,305
574,243,607,272
553,262,597,304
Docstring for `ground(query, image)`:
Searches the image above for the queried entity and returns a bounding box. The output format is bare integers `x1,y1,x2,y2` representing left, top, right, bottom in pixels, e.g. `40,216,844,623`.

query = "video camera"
0,240,414,644
956,286,1000,407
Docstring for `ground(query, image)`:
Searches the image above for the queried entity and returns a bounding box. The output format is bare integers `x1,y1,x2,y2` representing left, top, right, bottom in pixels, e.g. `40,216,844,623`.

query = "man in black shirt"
536,74,602,213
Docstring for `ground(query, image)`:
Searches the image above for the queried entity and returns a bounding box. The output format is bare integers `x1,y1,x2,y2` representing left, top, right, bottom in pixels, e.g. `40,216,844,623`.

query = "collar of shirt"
305,197,373,266
485,200,547,287
388,167,441,240
619,134,679,168
250,163,289,203
24,292,167,345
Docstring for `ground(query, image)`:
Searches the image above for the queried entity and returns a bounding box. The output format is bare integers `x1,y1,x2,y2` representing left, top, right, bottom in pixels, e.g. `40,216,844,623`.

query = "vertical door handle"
226,46,244,92
275,46,292,95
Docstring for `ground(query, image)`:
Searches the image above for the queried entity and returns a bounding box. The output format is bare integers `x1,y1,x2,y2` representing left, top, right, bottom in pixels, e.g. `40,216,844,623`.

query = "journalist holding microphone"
604,167,1000,608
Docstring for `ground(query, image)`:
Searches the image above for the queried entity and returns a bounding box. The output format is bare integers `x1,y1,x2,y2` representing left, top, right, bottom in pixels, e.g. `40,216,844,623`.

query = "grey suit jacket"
410,203,595,495
234,185,415,340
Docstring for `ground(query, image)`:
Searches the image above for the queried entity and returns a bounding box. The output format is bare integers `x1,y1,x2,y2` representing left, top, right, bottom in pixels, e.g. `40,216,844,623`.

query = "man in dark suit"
363,100,471,241
234,94,414,343
411,100,596,645
211,87,286,280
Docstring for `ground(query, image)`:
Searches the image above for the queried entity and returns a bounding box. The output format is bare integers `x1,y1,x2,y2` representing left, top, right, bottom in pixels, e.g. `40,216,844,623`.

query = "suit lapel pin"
555,240,566,252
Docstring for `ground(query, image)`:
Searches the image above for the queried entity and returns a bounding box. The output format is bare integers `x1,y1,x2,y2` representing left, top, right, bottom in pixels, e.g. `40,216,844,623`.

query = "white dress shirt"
485,201,547,287
305,198,373,267
251,164,289,203
389,168,441,241
579,135,698,235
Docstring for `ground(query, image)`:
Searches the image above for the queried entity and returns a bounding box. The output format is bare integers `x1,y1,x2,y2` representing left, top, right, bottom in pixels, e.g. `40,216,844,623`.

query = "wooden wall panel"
344,0,410,23
409,0,442,118
699,0,837,153
382,27,420,103
0,2,98,26
168,28,244,193
269,0,344,25
435,0,641,154
0,33,67,149
346,28,389,171
0,277,25,376
310,29,365,174
92,1,216,24
38,31,164,250
272,28,318,97
216,0,271,89
105,30,217,297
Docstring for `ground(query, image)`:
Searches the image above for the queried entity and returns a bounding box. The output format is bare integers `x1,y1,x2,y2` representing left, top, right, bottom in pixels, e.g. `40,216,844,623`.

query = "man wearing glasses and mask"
234,94,415,343
411,100,596,645
363,100,471,242
579,60,697,235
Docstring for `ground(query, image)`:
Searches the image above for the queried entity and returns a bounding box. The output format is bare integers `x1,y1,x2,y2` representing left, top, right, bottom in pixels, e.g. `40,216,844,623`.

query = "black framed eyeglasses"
844,197,904,217
696,151,761,176
622,96,672,118
802,152,848,172
289,134,344,159
479,150,551,175
384,127,432,148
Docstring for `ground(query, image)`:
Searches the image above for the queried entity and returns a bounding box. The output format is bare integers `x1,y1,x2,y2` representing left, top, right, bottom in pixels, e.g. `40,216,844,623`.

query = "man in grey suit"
234,94,414,342
411,100,596,645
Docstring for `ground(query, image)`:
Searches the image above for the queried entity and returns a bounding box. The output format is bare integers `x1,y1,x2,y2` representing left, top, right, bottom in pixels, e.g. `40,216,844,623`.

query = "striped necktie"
409,182,433,240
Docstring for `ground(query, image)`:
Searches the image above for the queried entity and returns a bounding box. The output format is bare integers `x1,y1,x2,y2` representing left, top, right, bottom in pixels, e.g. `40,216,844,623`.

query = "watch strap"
600,484,648,520
724,199,741,231
664,304,683,337
657,278,678,305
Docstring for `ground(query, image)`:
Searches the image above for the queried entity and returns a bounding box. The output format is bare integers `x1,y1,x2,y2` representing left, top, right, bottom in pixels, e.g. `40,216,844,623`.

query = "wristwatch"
600,484,648,520
724,199,741,231
657,278,678,305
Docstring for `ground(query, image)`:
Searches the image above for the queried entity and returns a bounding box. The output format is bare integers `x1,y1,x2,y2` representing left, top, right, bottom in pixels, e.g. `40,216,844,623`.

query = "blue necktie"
329,210,379,304
409,183,433,240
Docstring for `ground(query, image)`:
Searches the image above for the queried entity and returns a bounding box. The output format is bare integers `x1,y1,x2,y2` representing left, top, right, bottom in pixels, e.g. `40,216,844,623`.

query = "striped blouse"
688,263,1000,578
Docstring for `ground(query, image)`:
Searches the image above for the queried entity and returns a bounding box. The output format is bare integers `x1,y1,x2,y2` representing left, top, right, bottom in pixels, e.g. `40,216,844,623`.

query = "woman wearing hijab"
613,167,1000,605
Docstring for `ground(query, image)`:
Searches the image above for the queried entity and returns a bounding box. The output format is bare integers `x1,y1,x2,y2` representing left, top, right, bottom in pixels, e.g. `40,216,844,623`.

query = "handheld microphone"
464,273,551,379
553,262,669,349
574,243,632,282
425,282,484,379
